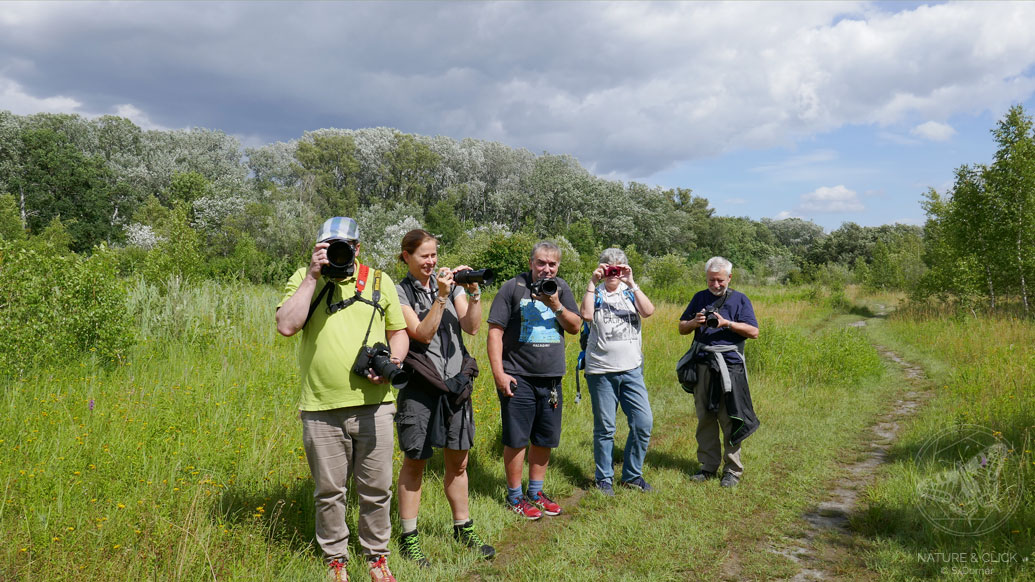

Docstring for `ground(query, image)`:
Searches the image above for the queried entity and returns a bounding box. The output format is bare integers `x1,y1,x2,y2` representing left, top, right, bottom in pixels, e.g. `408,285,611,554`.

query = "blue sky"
2,1,1034,231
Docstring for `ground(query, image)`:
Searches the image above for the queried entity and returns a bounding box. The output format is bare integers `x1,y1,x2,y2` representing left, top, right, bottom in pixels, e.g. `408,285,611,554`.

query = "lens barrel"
454,268,495,286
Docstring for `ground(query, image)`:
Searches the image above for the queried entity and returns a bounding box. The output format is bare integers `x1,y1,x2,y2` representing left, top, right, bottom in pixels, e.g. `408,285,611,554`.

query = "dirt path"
767,320,933,581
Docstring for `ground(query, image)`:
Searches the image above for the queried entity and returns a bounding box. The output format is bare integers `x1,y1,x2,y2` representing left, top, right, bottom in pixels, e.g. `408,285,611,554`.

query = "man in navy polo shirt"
678,256,760,488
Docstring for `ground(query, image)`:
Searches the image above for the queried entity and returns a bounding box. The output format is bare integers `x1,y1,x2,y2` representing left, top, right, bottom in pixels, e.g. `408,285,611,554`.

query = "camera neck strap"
712,288,730,311
303,264,384,330
358,269,384,347
693,289,730,339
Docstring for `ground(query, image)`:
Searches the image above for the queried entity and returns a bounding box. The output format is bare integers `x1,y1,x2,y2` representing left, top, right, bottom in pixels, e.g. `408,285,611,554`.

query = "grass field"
1,279,1032,580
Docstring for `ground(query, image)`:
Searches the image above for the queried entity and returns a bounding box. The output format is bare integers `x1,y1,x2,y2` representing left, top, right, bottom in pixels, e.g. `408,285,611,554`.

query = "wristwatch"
554,306,565,315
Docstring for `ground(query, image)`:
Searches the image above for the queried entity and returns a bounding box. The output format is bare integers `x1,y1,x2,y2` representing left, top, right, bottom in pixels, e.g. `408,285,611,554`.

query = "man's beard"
709,286,727,296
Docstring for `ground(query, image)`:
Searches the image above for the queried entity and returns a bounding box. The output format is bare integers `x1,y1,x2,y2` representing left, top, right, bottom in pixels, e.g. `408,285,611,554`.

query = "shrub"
0,239,133,376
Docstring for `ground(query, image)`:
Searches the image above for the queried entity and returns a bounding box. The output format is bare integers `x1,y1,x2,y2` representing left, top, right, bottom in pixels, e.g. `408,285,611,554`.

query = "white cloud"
0,2,1034,177
798,185,864,213
112,104,167,131
0,74,168,131
910,121,956,142
0,75,82,115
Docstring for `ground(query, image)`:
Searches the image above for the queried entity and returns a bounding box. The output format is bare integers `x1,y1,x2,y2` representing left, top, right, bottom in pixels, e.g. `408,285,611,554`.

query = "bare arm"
621,267,655,318
387,328,410,361
679,312,706,335
451,265,482,335
580,264,605,321
539,291,581,334
364,327,411,384
276,243,329,336
716,314,759,340
455,292,482,335
403,301,446,344
487,324,516,397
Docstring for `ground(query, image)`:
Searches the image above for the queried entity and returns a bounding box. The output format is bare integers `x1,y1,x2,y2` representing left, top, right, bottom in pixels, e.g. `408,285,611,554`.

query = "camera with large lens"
454,268,495,286
528,277,558,296
702,305,721,328
353,342,408,388
321,239,356,279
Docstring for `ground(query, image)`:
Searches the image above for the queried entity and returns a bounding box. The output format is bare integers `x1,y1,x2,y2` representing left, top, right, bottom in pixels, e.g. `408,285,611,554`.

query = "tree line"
3,106,1031,315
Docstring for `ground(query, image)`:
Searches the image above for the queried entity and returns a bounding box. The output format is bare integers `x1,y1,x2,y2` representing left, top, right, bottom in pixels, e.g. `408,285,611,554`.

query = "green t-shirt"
278,265,407,411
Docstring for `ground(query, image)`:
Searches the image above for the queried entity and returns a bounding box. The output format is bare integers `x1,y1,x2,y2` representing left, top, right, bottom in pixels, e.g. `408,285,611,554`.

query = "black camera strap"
694,289,729,340
303,265,384,330
359,270,384,347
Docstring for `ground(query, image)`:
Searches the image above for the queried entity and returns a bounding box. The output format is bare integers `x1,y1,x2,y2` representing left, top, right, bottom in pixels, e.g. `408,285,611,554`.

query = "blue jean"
586,367,653,483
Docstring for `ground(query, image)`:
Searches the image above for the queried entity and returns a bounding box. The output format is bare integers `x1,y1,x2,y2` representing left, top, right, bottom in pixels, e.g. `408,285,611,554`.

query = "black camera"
702,305,721,328
454,268,495,286
528,277,558,296
321,239,356,279
353,342,408,388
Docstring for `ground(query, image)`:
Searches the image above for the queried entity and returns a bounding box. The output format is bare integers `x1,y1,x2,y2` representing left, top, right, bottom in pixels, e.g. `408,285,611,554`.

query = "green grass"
1,278,959,580
845,304,1035,582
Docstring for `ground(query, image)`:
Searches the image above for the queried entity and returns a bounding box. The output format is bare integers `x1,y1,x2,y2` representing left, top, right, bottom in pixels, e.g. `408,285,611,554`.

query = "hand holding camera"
314,238,357,279
353,342,408,388
528,277,558,297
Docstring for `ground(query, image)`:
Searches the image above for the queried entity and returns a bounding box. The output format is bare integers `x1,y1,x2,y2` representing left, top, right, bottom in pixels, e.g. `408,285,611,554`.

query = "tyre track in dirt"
765,320,933,581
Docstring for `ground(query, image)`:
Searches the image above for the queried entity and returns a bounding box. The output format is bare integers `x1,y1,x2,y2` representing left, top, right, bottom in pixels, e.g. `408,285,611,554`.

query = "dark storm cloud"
2,1,1035,178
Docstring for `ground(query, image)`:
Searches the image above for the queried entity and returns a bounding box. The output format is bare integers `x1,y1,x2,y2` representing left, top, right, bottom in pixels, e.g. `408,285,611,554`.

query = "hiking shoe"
621,476,654,492
595,479,615,497
453,519,496,559
398,529,430,568
327,558,348,582
509,497,543,520
530,491,562,516
367,555,396,582
690,469,717,483
720,472,740,488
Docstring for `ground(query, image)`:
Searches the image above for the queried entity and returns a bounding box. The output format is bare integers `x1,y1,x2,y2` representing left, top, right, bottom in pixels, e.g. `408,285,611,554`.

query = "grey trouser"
693,364,743,477
301,402,396,562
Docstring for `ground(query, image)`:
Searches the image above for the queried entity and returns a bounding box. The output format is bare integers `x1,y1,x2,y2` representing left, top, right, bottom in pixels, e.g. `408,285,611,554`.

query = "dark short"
498,375,563,449
395,386,475,460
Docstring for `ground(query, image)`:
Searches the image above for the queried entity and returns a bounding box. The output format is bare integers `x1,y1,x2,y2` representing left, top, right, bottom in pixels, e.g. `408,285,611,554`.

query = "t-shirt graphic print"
519,299,563,345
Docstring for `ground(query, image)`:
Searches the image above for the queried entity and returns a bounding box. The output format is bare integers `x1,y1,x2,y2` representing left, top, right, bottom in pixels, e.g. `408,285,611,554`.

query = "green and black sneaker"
453,519,496,560
398,529,430,568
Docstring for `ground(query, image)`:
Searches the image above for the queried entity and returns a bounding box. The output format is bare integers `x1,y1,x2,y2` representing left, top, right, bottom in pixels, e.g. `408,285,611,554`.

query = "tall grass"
3,277,901,580
852,305,1035,581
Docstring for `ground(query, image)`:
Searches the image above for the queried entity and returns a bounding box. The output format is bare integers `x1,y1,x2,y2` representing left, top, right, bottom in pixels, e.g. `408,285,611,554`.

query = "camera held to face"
454,268,495,286
604,265,622,278
528,277,558,296
321,239,356,279
702,305,721,328
353,342,408,388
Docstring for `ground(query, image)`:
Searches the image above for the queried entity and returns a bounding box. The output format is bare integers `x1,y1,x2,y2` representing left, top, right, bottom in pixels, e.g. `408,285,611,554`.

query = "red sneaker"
509,497,543,520
327,558,348,582
530,491,562,516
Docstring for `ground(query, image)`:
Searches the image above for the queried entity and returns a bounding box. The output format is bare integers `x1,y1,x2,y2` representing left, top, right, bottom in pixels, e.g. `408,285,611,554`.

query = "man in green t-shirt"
276,216,408,582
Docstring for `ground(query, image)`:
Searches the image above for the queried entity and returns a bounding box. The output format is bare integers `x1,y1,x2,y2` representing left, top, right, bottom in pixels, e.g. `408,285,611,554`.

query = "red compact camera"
604,265,622,278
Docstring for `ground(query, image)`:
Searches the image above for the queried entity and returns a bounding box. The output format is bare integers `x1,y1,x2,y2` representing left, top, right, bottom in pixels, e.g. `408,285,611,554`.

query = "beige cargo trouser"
301,402,396,562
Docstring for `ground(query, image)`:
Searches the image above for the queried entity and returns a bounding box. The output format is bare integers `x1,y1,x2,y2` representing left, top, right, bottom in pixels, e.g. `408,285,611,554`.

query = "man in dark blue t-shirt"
678,256,760,488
